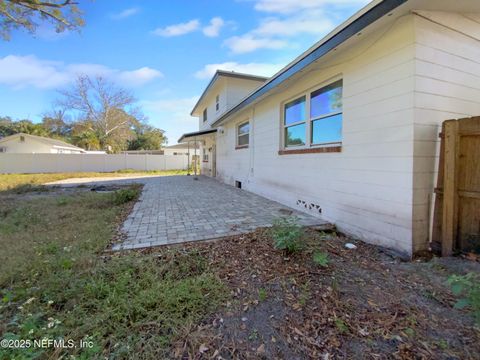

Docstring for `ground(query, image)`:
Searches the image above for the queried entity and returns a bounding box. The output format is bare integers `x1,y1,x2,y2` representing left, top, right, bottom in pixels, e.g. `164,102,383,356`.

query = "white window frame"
236,121,250,148
215,95,220,112
281,77,343,150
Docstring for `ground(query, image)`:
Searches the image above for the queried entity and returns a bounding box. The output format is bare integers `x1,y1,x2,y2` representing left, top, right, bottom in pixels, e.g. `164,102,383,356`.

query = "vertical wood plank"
442,120,459,256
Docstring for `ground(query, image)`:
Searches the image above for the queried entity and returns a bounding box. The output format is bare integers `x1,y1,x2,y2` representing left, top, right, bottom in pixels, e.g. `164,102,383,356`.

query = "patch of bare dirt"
139,228,480,359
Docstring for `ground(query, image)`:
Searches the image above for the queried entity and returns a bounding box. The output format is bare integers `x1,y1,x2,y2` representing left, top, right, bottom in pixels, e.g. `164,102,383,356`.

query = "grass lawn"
0,179,225,359
1,174,479,359
0,169,187,192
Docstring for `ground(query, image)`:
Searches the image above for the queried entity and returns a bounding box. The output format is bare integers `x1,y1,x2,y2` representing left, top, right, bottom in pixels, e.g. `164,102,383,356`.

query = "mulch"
138,228,480,359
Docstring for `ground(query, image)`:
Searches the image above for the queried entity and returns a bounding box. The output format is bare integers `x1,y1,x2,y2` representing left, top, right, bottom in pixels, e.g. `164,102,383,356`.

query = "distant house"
0,133,85,154
178,0,480,257
121,144,199,156
163,143,199,156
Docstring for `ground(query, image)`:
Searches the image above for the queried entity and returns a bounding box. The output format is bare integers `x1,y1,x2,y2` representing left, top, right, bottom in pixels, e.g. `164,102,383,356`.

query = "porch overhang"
178,129,217,144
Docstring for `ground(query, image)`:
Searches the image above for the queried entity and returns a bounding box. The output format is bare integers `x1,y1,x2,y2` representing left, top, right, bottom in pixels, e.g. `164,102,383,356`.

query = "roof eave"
211,0,407,127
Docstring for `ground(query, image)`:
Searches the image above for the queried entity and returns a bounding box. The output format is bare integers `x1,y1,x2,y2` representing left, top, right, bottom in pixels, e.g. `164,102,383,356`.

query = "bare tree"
58,75,143,153
0,0,84,40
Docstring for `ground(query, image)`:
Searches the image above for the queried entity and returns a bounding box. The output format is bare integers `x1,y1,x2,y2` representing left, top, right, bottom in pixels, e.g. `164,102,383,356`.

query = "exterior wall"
0,137,75,154
0,154,189,174
412,12,480,252
163,148,189,156
197,77,264,131
216,15,418,256
225,77,264,111
198,80,228,131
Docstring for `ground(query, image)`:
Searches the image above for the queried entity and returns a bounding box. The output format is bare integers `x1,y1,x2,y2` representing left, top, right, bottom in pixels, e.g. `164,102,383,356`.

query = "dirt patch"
137,228,480,359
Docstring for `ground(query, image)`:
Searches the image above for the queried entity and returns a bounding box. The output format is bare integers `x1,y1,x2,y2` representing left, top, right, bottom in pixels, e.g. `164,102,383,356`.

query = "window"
203,108,208,122
282,79,343,149
0,147,5,153
20,135,25,142
216,95,220,111
237,121,249,148
203,148,209,162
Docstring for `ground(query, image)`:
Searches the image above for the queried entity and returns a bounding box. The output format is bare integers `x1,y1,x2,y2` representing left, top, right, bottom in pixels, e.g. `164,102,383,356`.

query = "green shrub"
270,217,304,254
111,188,140,205
313,251,329,267
447,272,480,324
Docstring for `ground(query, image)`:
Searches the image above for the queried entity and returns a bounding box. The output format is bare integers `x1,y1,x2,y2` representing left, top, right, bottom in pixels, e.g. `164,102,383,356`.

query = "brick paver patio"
113,175,326,250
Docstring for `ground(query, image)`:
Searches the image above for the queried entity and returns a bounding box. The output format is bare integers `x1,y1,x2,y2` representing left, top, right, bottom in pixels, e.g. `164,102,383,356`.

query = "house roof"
211,0,408,127
190,70,268,116
165,143,199,149
178,129,217,143
0,133,85,151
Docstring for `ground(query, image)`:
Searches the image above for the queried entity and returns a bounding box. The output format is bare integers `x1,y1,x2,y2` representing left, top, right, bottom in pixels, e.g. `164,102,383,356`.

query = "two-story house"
179,0,480,257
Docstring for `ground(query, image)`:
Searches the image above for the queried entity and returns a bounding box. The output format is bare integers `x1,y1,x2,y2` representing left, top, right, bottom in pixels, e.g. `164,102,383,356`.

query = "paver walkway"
113,175,326,250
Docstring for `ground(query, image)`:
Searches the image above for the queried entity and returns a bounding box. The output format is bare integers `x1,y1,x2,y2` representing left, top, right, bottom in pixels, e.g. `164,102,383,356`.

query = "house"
121,144,198,156
179,0,480,257
0,133,85,154
163,143,199,156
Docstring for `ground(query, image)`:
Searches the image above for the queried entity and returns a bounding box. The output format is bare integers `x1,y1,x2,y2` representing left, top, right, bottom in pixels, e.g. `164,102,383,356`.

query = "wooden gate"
432,116,480,256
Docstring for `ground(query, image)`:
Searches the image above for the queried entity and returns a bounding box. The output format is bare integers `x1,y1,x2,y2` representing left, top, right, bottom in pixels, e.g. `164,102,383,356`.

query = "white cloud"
254,0,369,14
224,0,369,53
224,35,287,54
254,14,334,36
141,96,200,144
195,61,284,79
0,55,163,89
152,19,200,37
110,7,140,20
117,67,163,86
202,17,225,37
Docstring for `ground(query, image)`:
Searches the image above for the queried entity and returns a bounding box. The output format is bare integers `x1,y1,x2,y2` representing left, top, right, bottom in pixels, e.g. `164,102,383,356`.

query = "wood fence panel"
432,116,480,255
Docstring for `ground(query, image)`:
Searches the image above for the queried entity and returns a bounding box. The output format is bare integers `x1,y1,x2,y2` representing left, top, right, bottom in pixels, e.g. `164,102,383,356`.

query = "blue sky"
0,0,370,144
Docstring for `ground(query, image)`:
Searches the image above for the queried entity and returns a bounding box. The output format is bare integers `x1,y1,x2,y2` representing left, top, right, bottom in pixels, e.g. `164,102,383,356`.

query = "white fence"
0,153,189,174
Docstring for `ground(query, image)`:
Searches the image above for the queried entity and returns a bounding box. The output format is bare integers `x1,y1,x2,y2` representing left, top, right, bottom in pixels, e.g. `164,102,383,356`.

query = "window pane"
238,122,249,135
310,80,343,119
238,134,249,146
285,123,306,147
284,96,306,125
311,113,342,144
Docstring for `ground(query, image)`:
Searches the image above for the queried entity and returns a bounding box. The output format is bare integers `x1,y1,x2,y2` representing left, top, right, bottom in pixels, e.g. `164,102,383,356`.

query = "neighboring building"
0,133,85,154
179,0,480,257
121,144,199,156
163,143,199,156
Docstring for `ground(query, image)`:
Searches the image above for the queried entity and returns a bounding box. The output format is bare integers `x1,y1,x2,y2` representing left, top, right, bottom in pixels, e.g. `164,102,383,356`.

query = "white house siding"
412,12,480,252
198,80,227,131
216,15,420,256
0,136,82,154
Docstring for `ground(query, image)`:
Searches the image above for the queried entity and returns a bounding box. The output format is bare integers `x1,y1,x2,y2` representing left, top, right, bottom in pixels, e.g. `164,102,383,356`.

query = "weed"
258,288,268,302
248,329,259,341
313,251,329,267
270,217,304,254
111,187,141,205
298,281,311,306
334,318,348,333
447,272,480,323
56,196,69,206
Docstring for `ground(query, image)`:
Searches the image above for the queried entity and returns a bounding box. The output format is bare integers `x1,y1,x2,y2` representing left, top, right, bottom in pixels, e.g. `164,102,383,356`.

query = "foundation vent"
297,199,322,214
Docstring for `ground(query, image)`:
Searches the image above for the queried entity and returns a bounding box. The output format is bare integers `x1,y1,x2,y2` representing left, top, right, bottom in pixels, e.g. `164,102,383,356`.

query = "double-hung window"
237,122,249,148
215,95,220,111
283,79,343,149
